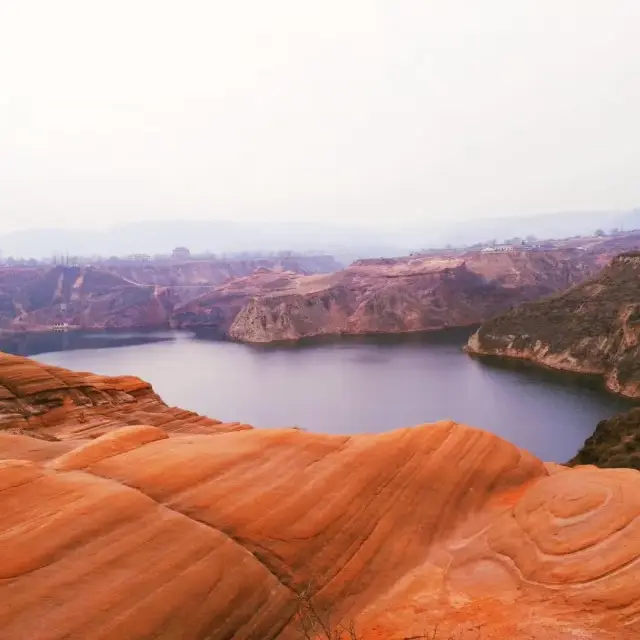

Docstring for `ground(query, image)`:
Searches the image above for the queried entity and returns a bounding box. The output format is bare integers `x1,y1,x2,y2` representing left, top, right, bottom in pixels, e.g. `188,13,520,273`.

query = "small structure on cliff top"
481,244,515,253
172,246,191,261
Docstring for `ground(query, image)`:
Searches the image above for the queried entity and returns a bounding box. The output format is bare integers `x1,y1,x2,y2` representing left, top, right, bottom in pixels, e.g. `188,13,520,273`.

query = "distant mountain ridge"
0,220,412,261
2,208,640,259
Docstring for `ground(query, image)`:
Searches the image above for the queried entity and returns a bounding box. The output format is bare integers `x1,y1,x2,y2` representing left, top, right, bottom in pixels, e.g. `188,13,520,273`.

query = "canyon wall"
467,253,640,399
0,256,340,333
0,266,175,332
0,353,639,638
173,250,603,342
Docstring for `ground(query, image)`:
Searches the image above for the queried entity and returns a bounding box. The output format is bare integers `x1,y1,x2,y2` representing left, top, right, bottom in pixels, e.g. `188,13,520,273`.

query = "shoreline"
189,322,481,347
465,342,640,402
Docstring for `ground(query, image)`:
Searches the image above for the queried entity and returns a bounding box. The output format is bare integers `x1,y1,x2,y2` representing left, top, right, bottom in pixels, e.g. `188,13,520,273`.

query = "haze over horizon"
2,1,640,237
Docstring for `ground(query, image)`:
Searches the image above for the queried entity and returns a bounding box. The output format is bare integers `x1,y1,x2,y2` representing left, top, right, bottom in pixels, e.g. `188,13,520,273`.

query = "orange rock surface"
1,354,639,639
0,352,250,439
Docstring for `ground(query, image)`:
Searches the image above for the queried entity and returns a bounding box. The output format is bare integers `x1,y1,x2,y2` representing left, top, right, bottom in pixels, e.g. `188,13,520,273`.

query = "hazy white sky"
1,0,639,233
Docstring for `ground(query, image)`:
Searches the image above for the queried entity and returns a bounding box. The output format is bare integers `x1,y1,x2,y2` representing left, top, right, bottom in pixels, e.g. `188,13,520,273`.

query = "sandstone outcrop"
172,250,601,342
467,253,640,398
0,351,251,439
1,354,639,638
171,268,309,338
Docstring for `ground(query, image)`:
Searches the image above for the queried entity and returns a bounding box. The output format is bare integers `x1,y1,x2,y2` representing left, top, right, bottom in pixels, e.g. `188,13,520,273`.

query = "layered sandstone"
172,250,601,342
0,354,639,638
467,253,640,398
0,351,251,439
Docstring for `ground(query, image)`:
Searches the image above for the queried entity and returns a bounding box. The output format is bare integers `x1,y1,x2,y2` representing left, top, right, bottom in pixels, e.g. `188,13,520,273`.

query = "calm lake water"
2,329,634,462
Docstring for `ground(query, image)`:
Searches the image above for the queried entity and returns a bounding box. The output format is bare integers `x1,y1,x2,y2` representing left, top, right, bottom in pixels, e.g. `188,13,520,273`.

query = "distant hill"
0,220,412,261
2,209,639,259
434,209,640,247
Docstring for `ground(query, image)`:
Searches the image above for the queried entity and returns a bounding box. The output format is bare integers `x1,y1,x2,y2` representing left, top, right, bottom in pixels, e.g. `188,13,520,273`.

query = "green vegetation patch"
570,407,640,469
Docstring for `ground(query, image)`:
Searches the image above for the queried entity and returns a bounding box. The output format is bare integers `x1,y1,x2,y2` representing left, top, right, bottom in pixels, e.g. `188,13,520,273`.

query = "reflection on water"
0,327,477,357
471,353,606,392
237,326,479,351
5,328,636,463
0,329,178,357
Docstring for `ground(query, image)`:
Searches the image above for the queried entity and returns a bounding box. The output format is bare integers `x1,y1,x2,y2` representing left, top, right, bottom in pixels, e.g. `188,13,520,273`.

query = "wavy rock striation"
467,253,640,399
0,352,250,440
0,354,639,638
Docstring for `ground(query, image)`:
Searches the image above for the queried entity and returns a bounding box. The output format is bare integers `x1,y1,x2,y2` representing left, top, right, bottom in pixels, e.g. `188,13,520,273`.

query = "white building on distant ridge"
480,245,515,253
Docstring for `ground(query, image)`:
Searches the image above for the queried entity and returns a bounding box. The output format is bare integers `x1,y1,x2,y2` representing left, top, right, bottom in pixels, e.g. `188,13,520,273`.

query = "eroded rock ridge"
0,256,339,333
0,353,638,638
172,250,601,342
467,253,640,398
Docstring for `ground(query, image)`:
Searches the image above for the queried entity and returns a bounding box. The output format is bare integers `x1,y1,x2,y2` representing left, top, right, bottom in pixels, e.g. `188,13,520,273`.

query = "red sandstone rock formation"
0,352,250,439
0,354,639,638
0,256,339,334
172,250,602,342
0,266,173,332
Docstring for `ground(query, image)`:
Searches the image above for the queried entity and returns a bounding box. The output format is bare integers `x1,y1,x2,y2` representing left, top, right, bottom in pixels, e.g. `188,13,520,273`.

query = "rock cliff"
171,268,311,338
0,266,174,332
172,250,601,342
571,407,640,469
0,256,340,334
1,353,639,638
467,253,640,398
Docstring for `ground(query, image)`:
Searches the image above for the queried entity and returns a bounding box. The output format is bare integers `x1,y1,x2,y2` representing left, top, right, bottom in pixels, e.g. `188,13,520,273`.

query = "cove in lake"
3,328,634,462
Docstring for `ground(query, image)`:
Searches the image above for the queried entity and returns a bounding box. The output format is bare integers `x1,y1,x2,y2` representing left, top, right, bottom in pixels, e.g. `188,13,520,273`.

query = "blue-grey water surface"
2,329,634,462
